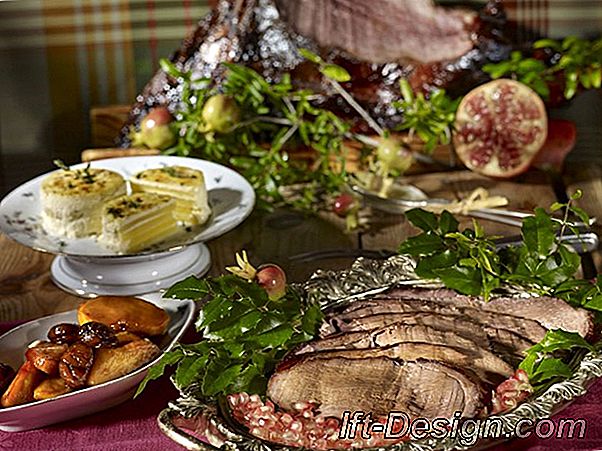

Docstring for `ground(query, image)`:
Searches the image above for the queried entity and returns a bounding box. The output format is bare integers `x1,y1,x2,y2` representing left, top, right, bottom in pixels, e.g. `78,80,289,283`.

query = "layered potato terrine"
41,168,126,238
100,192,180,253
130,166,211,226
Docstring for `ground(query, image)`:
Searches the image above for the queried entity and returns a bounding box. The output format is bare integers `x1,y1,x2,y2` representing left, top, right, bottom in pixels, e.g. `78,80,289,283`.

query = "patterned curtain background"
0,0,600,193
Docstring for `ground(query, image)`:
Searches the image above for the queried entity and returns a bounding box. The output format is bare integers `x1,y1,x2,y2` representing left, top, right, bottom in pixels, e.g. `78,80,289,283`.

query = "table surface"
1,158,602,449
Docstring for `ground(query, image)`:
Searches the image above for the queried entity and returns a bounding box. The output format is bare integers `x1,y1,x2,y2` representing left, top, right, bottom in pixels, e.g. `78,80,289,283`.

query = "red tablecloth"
1,322,600,451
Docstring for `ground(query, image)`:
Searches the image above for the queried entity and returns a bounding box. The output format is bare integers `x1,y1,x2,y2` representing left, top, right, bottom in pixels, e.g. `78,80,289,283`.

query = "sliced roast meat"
275,0,475,64
329,300,548,343
322,311,534,364
484,296,594,338
268,356,486,419
379,287,594,338
303,324,485,354
296,324,514,383
298,330,374,353
336,297,462,318
291,343,511,385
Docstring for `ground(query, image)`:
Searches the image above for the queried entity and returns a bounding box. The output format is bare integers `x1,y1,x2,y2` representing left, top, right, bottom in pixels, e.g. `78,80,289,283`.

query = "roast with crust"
118,0,520,143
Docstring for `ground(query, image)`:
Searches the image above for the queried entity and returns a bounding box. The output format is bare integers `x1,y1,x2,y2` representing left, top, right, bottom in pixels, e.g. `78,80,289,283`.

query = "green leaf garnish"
399,195,598,304
485,36,602,100
392,82,460,153
405,208,439,232
519,330,594,387
138,264,323,399
156,58,353,212
521,208,555,255
134,347,184,397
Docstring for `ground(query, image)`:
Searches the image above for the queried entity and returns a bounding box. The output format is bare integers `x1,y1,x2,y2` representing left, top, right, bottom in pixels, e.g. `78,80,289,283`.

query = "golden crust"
78,296,170,336
87,339,160,386
133,166,205,189
102,193,174,221
33,378,72,401
41,168,125,197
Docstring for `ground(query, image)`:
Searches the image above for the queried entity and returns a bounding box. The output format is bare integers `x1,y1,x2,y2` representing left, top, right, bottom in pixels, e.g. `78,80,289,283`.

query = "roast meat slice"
330,300,548,344
301,323,469,354
321,311,534,364
296,324,514,384
380,288,594,338
275,0,475,64
483,296,594,338
290,342,511,385
267,356,486,419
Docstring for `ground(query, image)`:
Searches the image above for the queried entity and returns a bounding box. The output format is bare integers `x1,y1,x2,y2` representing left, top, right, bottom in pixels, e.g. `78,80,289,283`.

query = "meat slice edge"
321,311,536,364
295,324,514,383
331,301,547,344
275,0,475,64
288,343,512,386
378,287,594,338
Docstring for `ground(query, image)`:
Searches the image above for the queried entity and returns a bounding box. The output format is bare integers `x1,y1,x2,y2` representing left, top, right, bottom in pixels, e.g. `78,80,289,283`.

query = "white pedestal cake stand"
0,156,256,298
50,243,211,297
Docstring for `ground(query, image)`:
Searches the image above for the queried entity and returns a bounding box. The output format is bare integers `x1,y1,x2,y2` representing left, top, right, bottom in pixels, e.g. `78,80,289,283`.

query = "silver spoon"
349,176,595,229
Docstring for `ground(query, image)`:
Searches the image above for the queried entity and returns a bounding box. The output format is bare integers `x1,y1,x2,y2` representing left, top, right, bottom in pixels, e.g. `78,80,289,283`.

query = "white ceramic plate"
0,293,195,432
0,156,255,258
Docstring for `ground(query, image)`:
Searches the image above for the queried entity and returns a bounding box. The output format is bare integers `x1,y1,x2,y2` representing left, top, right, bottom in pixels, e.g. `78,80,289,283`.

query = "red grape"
332,193,356,217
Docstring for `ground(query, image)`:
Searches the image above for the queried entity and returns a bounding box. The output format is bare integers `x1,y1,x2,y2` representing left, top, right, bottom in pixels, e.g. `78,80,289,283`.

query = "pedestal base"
51,243,211,297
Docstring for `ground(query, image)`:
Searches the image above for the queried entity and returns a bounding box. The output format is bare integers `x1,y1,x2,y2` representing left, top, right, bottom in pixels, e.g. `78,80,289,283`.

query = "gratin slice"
41,168,126,238
130,166,211,226
100,193,180,253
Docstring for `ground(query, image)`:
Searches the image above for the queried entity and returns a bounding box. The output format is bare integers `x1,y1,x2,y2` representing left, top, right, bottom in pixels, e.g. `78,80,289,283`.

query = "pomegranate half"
453,79,548,178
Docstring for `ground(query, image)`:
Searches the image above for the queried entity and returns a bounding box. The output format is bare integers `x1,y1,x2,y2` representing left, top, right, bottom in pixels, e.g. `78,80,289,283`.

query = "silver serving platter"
156,255,602,450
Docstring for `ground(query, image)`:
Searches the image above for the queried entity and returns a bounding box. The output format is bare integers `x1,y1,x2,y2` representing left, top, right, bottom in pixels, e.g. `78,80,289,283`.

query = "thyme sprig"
53,159,96,184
